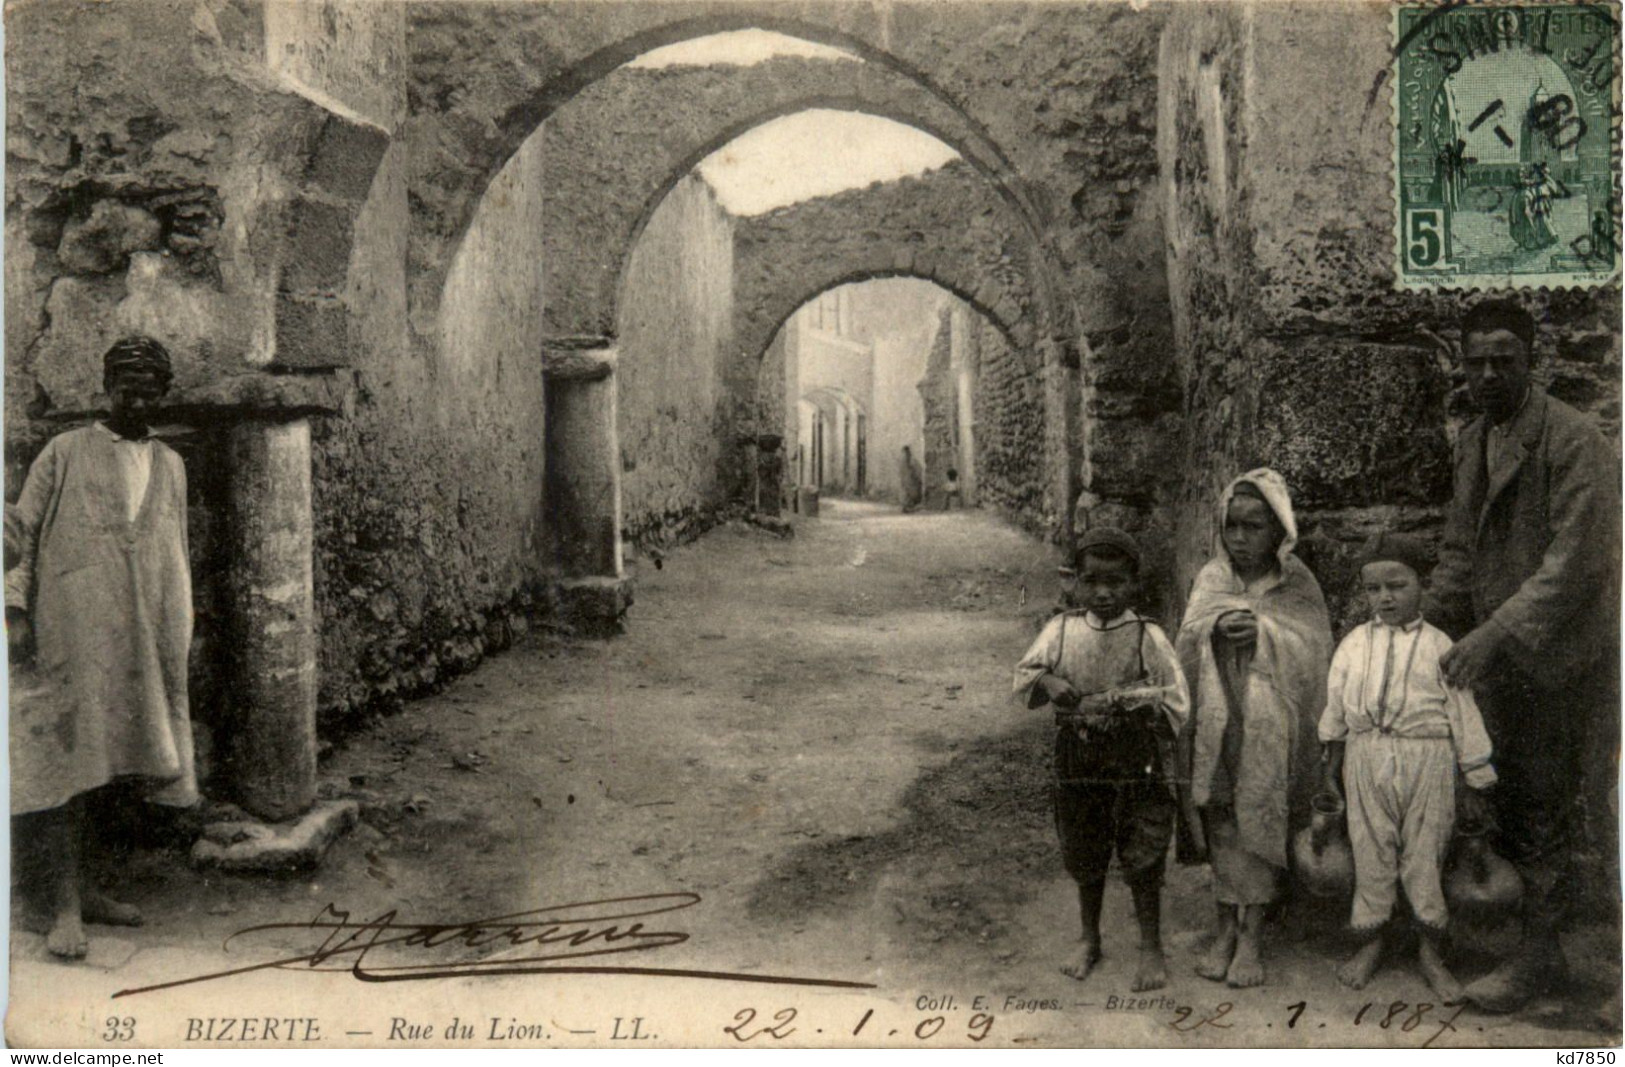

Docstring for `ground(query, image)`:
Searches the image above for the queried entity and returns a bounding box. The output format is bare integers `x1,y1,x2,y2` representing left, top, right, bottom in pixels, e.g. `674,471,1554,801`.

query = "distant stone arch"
409,16,1067,349
732,160,1039,371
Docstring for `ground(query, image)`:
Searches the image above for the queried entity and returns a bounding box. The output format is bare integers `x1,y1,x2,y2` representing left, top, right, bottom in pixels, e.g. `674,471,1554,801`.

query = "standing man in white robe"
7,336,197,959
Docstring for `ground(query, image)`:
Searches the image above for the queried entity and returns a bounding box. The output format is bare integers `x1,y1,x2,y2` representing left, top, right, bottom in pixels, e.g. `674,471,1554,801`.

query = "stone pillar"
544,347,623,579
544,345,633,633
756,433,784,516
229,418,317,821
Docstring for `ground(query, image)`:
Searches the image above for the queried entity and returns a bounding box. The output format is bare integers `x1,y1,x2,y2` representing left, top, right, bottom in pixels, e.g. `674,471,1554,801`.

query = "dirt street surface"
11,501,1620,1048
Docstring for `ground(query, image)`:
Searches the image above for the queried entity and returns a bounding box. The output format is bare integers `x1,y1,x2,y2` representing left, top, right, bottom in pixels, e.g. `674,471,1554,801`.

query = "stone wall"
265,0,406,129
734,161,1044,518
312,114,552,727
616,173,736,548
5,0,368,436
973,319,1048,533
3,0,433,742
919,308,958,500
532,55,982,343
733,161,1035,369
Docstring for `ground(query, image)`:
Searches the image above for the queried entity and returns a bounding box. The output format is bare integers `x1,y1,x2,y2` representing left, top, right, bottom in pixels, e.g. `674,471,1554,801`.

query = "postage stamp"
1394,2,1622,289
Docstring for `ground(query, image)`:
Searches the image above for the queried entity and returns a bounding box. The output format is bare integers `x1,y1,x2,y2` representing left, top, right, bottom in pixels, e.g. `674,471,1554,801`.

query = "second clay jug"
1445,820,1522,922
1292,791,1355,898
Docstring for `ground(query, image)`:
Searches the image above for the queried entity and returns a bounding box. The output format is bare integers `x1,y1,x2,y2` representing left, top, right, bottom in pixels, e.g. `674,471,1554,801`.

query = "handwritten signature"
111,892,874,999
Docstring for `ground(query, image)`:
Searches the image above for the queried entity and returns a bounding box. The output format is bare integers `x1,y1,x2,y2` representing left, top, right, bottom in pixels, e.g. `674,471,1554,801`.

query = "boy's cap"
103,335,173,386
1072,525,1142,569
1358,531,1432,578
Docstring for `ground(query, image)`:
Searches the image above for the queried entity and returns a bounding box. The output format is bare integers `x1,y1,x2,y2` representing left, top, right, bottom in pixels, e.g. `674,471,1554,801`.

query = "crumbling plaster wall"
5,0,383,437
616,174,737,548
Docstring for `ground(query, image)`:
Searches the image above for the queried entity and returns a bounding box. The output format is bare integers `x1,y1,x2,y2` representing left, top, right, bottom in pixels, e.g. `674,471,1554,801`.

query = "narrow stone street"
10,503,1617,1047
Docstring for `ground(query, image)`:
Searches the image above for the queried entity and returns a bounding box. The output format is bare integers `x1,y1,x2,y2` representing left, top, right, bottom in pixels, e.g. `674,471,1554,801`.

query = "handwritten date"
1172,999,1469,1047
726,1007,995,1044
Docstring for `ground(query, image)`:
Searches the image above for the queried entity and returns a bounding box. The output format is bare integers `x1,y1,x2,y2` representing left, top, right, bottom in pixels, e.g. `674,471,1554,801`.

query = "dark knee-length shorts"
1055,779,1175,886
1053,724,1174,885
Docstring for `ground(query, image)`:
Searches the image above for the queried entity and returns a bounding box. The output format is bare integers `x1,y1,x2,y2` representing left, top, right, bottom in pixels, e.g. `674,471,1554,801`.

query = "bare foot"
46,913,87,960
1336,938,1384,989
1133,947,1168,992
1226,937,1265,988
1418,938,1463,1003
1061,943,1103,981
1196,926,1235,981
82,889,143,927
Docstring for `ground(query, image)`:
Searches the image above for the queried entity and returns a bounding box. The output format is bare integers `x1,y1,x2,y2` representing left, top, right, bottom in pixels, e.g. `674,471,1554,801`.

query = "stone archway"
729,159,1049,528
415,6,1174,624
431,28,1071,608
406,8,1066,331
542,54,1031,344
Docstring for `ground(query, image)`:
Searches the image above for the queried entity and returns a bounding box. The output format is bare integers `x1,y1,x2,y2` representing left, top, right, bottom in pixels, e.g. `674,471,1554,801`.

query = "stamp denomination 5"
1394,3,1621,290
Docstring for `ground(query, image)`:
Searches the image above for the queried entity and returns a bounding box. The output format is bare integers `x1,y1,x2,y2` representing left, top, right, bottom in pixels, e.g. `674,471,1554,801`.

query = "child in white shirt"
1319,532,1495,1001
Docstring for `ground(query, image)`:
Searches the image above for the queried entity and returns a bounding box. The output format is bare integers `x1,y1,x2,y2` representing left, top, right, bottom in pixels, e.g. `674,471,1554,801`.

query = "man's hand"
1216,609,1258,645
7,607,32,666
1038,673,1082,709
1441,622,1507,690
1459,784,1493,829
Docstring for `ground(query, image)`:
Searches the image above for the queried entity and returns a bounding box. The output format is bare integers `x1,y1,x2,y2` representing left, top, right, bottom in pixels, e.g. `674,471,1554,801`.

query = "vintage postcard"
2,0,1621,1053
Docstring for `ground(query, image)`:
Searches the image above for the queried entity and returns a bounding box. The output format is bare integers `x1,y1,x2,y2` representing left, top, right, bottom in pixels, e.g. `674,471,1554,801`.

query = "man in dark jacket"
1430,299,1620,1013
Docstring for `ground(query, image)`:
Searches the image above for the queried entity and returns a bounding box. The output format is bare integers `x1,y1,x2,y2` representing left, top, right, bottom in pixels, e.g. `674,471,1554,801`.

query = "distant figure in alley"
899,446,924,513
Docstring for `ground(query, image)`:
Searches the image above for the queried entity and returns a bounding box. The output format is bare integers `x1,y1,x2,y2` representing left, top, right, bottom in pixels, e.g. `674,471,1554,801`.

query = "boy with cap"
1318,532,1495,1001
7,336,197,959
1014,527,1189,991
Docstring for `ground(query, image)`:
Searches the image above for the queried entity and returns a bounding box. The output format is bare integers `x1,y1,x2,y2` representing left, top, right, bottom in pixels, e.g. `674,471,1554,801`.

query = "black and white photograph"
2,0,1621,1051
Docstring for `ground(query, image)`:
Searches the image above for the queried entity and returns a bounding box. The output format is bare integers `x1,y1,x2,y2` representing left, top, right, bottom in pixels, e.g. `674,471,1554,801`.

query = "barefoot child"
1014,527,1189,991
1318,533,1495,1001
1178,469,1332,989
7,336,198,959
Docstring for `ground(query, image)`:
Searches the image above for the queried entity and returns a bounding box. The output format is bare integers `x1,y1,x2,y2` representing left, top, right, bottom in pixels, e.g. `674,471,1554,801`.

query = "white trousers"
1343,732,1456,931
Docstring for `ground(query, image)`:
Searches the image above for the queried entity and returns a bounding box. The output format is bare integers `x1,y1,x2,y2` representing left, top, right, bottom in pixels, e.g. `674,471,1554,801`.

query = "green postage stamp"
1394,3,1621,289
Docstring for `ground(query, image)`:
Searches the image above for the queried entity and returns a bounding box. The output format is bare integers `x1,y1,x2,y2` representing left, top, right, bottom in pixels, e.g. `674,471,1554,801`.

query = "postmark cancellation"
1394,2,1622,290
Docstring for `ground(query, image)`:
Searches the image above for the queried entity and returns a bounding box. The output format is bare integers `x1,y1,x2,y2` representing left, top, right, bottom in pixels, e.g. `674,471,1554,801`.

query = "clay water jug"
1445,821,1522,922
1292,791,1355,898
